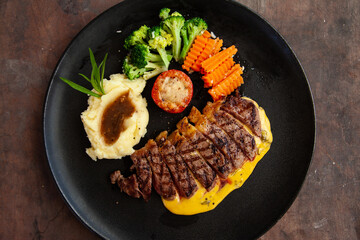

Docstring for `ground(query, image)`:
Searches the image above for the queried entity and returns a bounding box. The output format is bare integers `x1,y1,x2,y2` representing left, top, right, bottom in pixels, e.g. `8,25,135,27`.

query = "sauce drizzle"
101,91,135,145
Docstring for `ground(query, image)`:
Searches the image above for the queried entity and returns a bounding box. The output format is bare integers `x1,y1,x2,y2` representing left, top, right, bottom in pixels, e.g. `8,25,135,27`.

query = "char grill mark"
177,117,233,178
144,140,177,200
221,95,261,137
110,148,152,201
156,132,198,198
203,102,257,161
130,147,153,201
188,107,246,169
110,171,142,198
214,110,257,160
169,130,217,191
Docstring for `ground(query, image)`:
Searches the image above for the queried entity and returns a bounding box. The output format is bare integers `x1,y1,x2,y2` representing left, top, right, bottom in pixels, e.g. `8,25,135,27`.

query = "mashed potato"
81,74,149,161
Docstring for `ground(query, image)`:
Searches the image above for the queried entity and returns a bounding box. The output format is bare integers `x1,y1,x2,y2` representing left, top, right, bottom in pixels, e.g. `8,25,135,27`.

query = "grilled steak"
221,95,261,137
144,140,177,200
156,131,198,198
177,117,233,178
169,130,217,191
188,107,246,169
110,95,264,202
203,102,257,161
110,171,142,198
130,147,153,201
110,170,122,185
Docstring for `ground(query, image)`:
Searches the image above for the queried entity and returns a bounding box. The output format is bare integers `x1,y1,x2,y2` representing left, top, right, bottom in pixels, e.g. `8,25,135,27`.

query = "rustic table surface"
1,0,359,239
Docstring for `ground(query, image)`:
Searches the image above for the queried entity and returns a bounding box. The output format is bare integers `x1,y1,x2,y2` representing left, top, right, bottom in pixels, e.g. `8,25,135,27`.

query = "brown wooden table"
1,0,359,239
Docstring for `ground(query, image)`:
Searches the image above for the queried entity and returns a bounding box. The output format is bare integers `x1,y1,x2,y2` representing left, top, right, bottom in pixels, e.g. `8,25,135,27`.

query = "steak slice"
177,117,233,178
169,130,217,191
130,147,153,201
156,131,198,198
203,102,257,161
188,107,246,169
221,95,262,137
110,171,142,198
144,140,177,200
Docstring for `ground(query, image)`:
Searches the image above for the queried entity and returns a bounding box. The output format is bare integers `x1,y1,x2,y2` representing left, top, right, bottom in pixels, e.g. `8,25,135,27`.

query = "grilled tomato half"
151,70,193,113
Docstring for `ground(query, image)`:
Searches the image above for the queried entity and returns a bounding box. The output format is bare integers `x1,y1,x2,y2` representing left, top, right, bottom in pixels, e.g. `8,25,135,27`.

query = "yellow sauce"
162,98,273,215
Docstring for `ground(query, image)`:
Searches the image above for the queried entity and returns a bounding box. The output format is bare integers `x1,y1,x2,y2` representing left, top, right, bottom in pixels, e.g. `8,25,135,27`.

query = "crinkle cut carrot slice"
208,64,243,101
191,38,216,72
182,31,211,71
211,38,223,56
201,45,237,73
202,57,235,88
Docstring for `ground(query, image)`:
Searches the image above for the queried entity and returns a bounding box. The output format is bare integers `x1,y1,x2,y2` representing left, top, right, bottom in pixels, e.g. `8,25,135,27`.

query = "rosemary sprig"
60,48,108,98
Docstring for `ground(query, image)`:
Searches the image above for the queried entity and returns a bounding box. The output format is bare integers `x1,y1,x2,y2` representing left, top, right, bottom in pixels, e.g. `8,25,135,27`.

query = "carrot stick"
208,64,243,101
182,39,205,71
211,38,223,56
191,38,216,72
200,38,224,74
208,76,243,101
202,57,235,88
182,31,211,71
201,45,237,73
201,30,211,38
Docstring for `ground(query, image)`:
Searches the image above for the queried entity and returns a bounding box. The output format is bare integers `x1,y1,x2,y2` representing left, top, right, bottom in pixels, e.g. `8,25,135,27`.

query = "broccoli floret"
161,15,185,62
130,44,164,68
123,50,171,81
179,17,208,62
147,26,173,68
124,25,150,50
159,8,171,20
123,57,146,80
143,65,168,80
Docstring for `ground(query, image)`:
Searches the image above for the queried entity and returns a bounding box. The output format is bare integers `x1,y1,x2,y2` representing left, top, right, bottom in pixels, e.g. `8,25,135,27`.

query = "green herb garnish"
60,48,108,98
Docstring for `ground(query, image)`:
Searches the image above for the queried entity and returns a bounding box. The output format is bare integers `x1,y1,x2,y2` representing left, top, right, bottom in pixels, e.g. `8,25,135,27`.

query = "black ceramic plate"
43,0,315,239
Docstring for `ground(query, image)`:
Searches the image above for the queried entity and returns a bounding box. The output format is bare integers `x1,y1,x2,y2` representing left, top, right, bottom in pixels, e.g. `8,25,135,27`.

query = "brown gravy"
101,91,135,145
